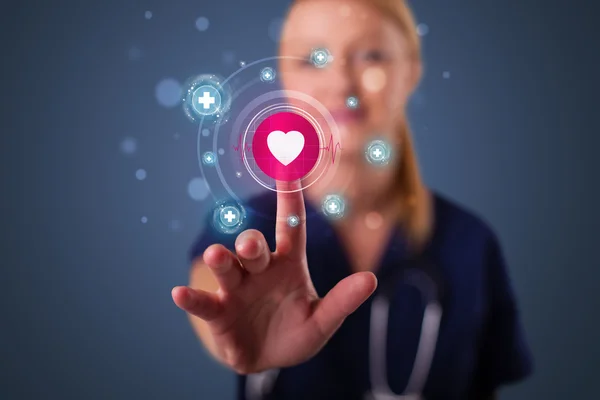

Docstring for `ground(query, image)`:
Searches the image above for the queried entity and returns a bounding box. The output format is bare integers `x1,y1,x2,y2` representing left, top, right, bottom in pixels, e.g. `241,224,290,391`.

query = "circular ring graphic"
241,104,326,191
195,57,348,203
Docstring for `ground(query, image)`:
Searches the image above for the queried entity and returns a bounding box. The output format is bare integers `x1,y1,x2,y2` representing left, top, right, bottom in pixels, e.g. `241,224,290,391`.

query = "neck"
304,160,400,219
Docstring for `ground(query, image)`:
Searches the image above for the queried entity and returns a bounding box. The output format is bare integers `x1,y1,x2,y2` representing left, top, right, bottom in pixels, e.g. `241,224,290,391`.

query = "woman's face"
279,0,421,159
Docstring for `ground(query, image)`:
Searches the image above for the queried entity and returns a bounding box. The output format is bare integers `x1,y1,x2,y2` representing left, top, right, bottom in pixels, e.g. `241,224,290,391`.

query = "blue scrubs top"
190,191,533,399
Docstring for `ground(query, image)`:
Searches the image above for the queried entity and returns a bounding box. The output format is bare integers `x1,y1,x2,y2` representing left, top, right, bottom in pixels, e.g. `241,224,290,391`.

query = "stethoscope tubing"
245,266,443,400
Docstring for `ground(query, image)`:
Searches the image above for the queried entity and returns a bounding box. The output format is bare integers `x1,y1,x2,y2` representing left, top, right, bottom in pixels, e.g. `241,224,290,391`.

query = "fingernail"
238,237,262,259
248,239,263,259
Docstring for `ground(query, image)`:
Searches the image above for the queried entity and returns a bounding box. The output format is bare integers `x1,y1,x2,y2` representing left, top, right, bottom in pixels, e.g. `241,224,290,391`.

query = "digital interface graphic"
249,110,321,182
179,54,352,232
133,15,438,233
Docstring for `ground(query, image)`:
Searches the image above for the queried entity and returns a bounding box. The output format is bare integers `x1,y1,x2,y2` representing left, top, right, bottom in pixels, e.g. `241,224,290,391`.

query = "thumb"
311,272,378,339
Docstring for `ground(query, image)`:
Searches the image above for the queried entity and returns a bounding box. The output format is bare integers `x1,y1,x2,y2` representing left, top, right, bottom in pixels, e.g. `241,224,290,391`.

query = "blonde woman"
172,0,533,398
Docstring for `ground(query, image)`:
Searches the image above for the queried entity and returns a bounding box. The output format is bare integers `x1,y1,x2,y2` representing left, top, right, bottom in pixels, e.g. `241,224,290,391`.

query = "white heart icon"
267,130,305,166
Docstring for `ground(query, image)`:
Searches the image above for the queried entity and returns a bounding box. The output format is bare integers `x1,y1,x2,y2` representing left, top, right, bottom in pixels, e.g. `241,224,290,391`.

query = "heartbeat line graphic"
231,135,342,164
232,135,252,153
320,135,343,164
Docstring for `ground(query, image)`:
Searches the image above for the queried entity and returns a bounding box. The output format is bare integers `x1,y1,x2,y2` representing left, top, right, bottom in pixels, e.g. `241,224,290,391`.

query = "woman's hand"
172,180,378,374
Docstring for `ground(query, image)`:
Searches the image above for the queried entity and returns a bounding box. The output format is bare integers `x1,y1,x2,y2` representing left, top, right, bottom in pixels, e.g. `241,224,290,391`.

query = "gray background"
1,0,599,399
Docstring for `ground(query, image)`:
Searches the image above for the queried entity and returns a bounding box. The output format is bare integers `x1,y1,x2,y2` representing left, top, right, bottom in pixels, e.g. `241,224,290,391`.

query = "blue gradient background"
1,0,598,399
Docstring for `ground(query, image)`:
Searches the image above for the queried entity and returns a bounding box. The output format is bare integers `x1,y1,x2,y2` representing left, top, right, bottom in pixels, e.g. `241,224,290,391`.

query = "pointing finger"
275,180,306,260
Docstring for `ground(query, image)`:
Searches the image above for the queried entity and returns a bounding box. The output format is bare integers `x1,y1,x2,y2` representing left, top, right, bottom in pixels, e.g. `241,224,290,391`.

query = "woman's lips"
329,109,364,125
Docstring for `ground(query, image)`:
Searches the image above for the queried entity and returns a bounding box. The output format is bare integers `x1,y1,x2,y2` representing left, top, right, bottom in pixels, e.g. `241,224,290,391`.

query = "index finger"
275,179,306,259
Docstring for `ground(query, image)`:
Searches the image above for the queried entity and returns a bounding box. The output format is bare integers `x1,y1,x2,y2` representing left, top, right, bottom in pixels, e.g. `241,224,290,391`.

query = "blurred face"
279,0,421,159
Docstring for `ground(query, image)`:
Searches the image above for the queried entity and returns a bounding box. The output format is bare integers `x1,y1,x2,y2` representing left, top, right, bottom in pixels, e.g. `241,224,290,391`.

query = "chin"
337,124,366,145
338,140,363,156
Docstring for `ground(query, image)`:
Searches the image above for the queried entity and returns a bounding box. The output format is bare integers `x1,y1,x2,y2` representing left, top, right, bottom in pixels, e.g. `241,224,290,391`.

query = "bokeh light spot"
169,219,183,232
222,50,235,66
416,23,429,36
155,78,182,108
144,11,152,20
188,177,210,201
365,212,383,229
120,137,137,155
361,67,386,93
218,148,225,155
268,18,284,42
202,128,210,137
443,71,451,79
128,47,141,61
141,216,148,224
136,169,147,180
195,16,209,31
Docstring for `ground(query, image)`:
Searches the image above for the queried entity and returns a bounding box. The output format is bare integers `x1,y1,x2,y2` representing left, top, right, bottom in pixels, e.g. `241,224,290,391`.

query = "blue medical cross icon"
220,206,241,227
192,85,221,115
311,48,331,68
372,146,383,159
198,92,216,109
322,195,345,219
223,210,236,223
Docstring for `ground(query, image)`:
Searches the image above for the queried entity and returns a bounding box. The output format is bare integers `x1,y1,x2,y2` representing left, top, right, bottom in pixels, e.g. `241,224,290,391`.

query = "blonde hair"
287,0,433,252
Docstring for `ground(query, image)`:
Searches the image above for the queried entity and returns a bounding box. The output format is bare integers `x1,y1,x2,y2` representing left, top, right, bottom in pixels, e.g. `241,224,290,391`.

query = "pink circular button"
251,112,320,182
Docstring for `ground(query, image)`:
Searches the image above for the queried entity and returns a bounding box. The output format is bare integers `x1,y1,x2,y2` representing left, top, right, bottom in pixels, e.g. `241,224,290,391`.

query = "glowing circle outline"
195,56,344,202
192,85,222,116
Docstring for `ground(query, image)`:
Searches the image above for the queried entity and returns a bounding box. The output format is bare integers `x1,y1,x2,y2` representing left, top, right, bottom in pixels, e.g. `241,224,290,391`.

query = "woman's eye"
301,57,314,66
295,56,316,68
354,50,387,63
358,50,386,62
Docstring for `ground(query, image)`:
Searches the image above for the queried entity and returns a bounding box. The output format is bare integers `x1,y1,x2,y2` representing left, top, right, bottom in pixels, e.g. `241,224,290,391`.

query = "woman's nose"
316,58,356,102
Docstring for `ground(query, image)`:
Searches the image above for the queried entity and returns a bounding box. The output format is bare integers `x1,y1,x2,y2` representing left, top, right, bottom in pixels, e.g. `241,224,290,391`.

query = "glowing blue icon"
220,206,240,227
191,85,221,116
260,67,276,83
365,139,392,166
202,151,216,166
310,48,331,68
322,195,346,220
287,215,300,227
183,74,231,123
212,201,246,234
346,96,359,109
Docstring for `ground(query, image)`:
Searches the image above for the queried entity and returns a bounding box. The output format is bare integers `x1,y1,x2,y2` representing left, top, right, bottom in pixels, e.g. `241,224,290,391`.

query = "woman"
172,0,533,398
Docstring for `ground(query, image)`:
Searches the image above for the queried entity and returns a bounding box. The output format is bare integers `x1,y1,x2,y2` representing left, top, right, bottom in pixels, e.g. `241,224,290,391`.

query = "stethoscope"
245,256,444,400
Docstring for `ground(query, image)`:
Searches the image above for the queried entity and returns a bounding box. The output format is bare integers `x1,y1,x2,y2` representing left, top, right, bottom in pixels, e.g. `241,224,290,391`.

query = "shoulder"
427,190,503,271
431,190,498,248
